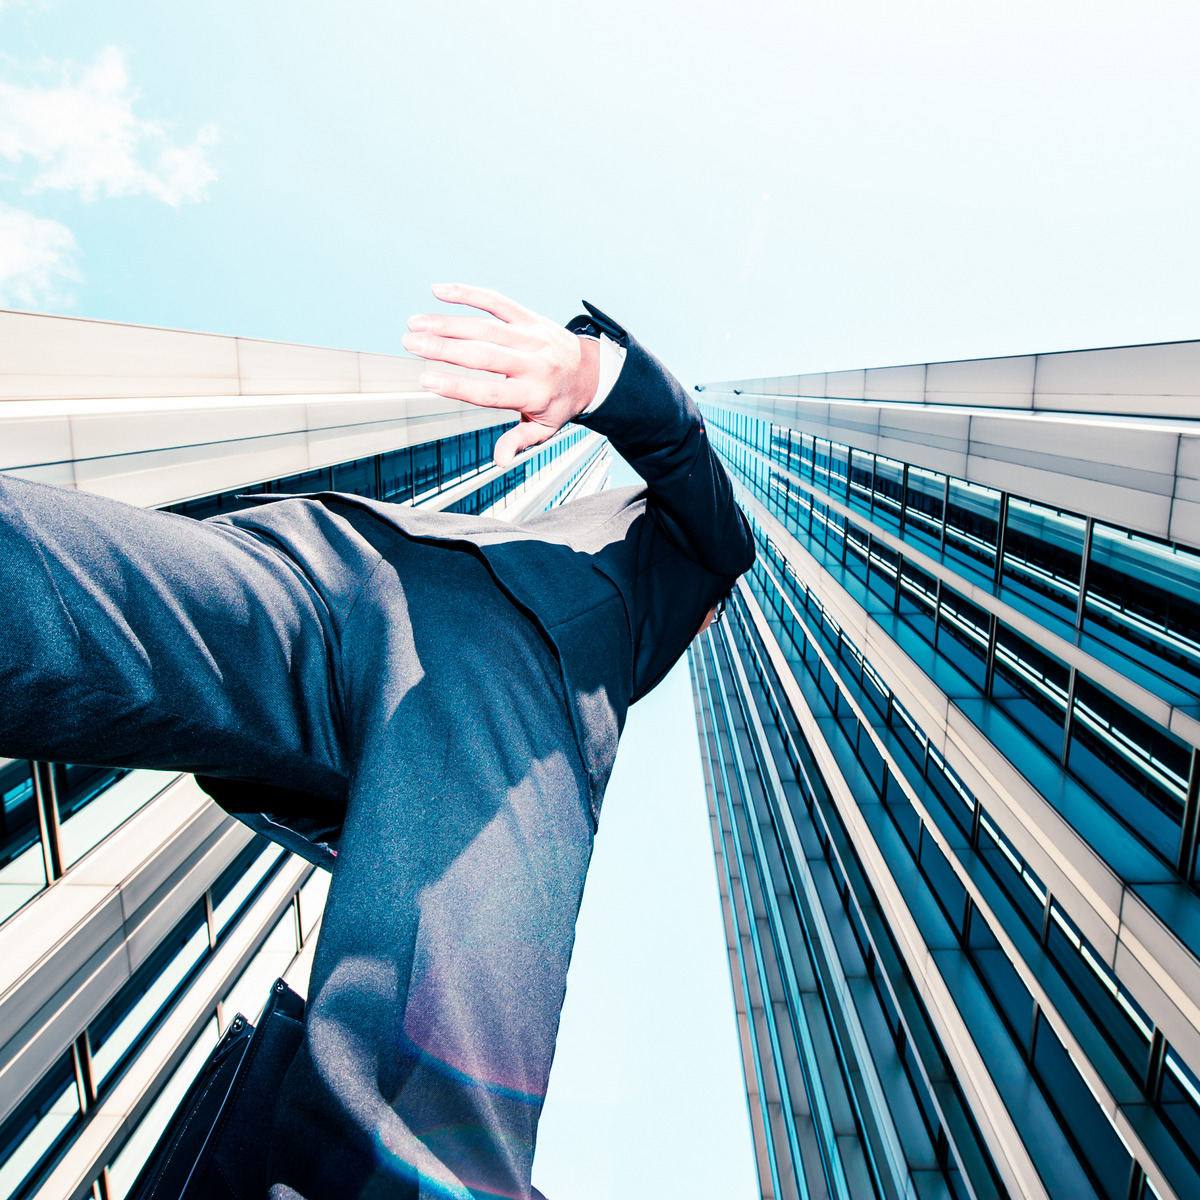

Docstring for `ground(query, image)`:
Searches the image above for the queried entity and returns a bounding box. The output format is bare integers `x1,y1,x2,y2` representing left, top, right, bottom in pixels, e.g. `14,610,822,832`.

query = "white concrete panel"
3,461,76,487
0,413,73,470
823,399,882,445
303,395,413,432
1171,435,1200,548
1033,340,1200,409
968,455,1172,538
0,310,240,400
975,415,1177,486
358,351,426,392
75,432,311,508
864,363,924,403
794,372,826,397
1036,392,1200,419
1169,495,1200,549
68,401,308,461
236,337,360,395
823,369,865,400
925,354,1036,409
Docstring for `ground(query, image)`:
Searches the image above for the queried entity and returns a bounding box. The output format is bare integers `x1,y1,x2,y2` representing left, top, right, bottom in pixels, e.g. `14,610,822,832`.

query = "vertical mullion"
993,493,1009,591
34,761,64,881
1074,517,1094,632
939,476,950,554
1175,748,1200,878
983,615,1000,699
1060,668,1078,767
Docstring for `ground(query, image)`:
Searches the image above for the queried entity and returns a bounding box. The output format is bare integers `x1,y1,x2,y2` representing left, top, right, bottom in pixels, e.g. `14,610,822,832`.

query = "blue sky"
5,3,1200,1197
5,1,1200,388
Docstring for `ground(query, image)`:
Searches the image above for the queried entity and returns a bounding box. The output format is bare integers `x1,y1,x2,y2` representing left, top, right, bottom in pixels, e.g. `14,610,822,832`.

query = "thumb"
493,419,553,468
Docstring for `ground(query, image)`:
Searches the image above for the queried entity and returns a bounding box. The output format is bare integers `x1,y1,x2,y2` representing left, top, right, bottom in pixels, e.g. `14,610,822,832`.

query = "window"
0,760,44,926
1002,498,1086,624
87,902,209,1092
1085,523,1200,695
990,625,1070,759
211,836,286,940
944,478,1001,581
0,1054,81,1200
1069,676,1189,860
904,466,946,547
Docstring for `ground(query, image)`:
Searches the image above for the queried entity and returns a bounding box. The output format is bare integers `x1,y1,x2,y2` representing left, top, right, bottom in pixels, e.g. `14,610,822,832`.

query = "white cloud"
0,46,218,207
0,200,77,308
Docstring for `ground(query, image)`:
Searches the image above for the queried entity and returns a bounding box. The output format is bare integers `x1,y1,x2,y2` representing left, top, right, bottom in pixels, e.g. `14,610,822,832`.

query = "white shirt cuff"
580,332,627,417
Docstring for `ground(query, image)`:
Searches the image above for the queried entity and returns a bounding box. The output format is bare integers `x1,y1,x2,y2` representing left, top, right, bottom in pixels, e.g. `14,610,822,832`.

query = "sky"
5,2,1200,1196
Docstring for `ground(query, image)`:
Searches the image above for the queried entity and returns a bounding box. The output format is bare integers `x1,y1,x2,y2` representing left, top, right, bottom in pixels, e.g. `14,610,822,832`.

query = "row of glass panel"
701,405,1200,714
166,420,518,520
0,762,176,927
737,556,1178,1200
0,423,589,929
709,426,1199,885
691,626,994,1200
743,529,1200,1199
0,836,329,1200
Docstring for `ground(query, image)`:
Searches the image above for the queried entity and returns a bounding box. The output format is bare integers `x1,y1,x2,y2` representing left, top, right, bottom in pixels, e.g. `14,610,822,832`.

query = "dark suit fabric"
0,314,753,1200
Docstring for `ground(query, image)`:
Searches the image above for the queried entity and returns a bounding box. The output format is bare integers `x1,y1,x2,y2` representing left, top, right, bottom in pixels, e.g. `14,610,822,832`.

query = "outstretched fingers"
406,313,542,351
430,283,536,325
418,370,520,410
402,331,525,376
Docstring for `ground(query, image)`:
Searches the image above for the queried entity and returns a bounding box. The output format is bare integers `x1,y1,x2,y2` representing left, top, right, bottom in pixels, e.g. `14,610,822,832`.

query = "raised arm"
567,302,754,579
404,284,754,579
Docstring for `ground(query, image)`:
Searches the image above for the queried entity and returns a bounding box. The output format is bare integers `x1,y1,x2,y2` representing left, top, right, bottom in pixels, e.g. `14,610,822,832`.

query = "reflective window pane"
56,769,175,871
0,1054,81,1200
872,456,905,531
936,587,991,691
1084,523,1200,696
991,625,1070,759
945,478,1001,582
412,441,438,497
848,449,874,517
813,438,832,495
88,901,209,1091
904,466,946,548
830,442,850,501
380,446,413,501
1160,1050,1200,1172
898,560,938,645
1032,1016,1131,1200
1069,676,1189,860
0,759,45,926
211,836,287,939
1002,498,1086,623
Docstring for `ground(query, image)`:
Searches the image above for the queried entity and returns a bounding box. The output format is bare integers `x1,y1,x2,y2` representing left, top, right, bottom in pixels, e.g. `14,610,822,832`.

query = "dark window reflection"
0,758,38,872
1069,676,1188,859
1085,524,1200,696
991,625,1070,759
1002,498,1085,623
52,764,128,824
945,478,1001,581
904,466,946,547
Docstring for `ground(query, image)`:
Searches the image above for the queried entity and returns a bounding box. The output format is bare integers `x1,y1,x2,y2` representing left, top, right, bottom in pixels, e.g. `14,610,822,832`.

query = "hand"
403,283,600,468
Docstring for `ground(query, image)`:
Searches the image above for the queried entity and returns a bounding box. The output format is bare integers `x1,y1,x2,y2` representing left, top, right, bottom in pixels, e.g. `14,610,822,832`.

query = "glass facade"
693,391,1199,1200
0,415,607,1200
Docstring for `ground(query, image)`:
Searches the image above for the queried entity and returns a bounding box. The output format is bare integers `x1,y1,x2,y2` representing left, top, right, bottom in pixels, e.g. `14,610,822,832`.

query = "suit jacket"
200,305,754,855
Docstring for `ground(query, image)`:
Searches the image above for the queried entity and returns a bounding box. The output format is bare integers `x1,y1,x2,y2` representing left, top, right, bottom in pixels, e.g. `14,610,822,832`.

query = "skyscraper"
0,309,611,1200
690,341,1200,1200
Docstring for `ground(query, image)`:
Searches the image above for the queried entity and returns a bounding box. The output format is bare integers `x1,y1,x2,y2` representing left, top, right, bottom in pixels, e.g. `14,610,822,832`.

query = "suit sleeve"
570,306,755,579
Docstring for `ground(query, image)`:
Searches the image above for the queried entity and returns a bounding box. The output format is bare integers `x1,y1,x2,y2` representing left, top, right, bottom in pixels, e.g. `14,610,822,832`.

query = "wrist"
570,334,601,418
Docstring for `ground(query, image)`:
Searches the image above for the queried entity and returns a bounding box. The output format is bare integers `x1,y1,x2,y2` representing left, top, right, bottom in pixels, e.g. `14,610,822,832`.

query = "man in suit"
0,285,754,1199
